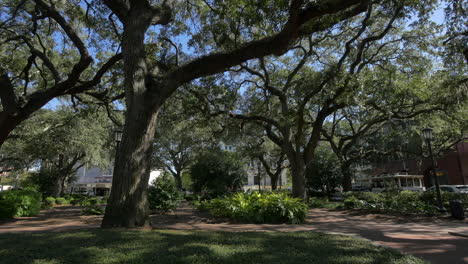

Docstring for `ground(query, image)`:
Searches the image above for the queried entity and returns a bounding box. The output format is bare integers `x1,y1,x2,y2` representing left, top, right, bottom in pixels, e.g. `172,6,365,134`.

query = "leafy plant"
148,174,183,214
197,191,308,224
82,204,105,215
342,191,467,215
55,197,69,205
43,197,56,208
101,196,109,204
69,194,89,205
0,190,42,218
190,149,246,198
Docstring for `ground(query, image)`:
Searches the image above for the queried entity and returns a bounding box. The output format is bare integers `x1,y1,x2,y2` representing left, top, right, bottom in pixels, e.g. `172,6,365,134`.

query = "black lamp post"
114,130,123,148
114,129,123,161
422,127,445,212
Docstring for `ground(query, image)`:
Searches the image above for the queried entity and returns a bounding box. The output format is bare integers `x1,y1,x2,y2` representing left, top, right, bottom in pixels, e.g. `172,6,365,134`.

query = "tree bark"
101,9,160,228
290,159,306,199
101,103,161,227
174,171,182,190
0,114,22,146
99,0,370,228
341,163,353,192
271,173,279,191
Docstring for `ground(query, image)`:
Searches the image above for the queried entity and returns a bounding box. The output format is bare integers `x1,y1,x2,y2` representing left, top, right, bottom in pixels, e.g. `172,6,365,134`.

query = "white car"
426,185,468,193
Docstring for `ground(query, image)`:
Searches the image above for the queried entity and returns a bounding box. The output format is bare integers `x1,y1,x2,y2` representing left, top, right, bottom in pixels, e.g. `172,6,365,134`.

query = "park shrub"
55,197,69,205
43,197,56,208
0,190,42,218
69,194,89,205
82,204,105,215
341,191,467,215
101,196,109,204
309,197,329,208
88,198,99,205
148,174,183,214
196,191,308,224
184,194,201,202
190,149,246,198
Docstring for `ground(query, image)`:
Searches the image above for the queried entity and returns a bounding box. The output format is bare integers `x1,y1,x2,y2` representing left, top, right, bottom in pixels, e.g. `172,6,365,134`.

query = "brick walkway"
0,205,467,264
151,205,468,264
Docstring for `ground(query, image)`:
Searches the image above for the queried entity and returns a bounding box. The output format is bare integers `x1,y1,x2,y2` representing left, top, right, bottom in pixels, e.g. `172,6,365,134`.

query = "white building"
245,160,288,191
220,141,288,190
68,164,162,196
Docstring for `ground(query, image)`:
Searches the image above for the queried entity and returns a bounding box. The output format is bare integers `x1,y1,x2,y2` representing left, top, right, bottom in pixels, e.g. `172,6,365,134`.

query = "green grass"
0,230,425,264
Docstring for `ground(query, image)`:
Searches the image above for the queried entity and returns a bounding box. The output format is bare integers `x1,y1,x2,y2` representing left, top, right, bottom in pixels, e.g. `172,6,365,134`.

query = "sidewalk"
151,205,468,264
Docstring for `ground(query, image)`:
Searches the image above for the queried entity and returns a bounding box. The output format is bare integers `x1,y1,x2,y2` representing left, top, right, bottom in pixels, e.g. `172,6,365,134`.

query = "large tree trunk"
0,114,21,147
174,171,182,190
53,178,63,198
341,163,353,192
290,159,306,199
101,103,161,227
101,9,160,228
271,175,278,191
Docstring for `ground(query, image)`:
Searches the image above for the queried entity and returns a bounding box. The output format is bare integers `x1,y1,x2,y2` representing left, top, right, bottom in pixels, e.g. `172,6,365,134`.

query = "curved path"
0,204,466,264
152,205,468,264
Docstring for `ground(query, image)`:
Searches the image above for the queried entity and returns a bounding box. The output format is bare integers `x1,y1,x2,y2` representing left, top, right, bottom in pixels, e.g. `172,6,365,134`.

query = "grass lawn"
0,230,424,264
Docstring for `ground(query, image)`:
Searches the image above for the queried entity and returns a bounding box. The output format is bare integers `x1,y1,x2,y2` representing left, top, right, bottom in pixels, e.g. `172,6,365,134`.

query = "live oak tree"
195,2,439,198
321,61,467,190
0,0,123,147
98,0,379,227
152,94,214,190
0,0,442,226
0,107,113,196
442,0,468,65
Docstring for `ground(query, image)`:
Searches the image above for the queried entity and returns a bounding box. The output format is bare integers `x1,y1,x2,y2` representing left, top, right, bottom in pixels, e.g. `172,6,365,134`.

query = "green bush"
148,174,183,214
88,198,99,205
190,149,246,198
82,204,105,215
197,191,308,224
101,197,109,204
43,197,56,208
55,197,69,205
343,196,361,209
341,191,466,215
69,194,89,205
0,190,42,218
184,194,201,202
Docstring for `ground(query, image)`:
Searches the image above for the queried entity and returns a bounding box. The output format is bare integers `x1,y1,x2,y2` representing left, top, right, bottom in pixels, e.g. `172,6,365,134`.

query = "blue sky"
43,5,446,111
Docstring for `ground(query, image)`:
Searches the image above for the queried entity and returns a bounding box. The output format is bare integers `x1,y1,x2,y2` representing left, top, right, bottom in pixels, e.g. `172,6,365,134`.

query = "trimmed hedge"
55,197,69,205
0,190,42,219
82,204,105,215
43,197,56,208
195,191,308,224
343,191,468,215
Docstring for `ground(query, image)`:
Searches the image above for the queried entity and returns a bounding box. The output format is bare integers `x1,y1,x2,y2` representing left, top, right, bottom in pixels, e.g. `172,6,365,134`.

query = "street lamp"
114,130,123,147
422,127,445,212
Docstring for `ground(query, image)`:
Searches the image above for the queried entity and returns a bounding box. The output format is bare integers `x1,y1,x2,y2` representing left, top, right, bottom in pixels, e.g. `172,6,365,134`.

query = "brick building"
356,142,468,187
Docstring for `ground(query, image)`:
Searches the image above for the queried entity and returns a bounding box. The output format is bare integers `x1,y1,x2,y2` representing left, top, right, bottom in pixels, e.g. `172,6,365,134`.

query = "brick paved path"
151,204,468,264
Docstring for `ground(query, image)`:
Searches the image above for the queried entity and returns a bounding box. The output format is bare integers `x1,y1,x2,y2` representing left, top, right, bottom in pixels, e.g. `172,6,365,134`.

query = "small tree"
191,149,246,198
147,173,183,214
306,145,343,197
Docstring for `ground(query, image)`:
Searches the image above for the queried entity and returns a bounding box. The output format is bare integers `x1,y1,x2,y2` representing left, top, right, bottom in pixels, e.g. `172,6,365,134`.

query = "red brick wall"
365,142,468,187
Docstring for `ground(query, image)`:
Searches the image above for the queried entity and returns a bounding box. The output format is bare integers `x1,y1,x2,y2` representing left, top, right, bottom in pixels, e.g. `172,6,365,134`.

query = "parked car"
426,185,468,193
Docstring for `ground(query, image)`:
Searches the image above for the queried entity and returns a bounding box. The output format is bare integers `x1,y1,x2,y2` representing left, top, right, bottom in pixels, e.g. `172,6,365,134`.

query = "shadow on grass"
0,229,425,264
